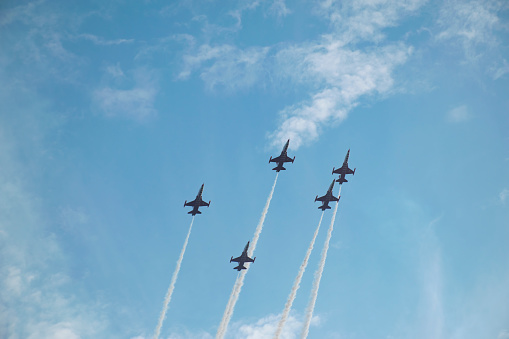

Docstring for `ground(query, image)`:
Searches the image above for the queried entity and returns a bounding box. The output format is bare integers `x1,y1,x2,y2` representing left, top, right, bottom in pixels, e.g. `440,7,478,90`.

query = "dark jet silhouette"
184,184,210,216
315,180,340,211
269,139,295,172
332,149,356,184
230,241,255,271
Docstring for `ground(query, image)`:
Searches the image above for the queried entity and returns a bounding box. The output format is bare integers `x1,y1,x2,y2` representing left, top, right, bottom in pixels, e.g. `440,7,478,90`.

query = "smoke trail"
273,212,325,339
153,217,195,339
300,185,342,339
216,173,279,339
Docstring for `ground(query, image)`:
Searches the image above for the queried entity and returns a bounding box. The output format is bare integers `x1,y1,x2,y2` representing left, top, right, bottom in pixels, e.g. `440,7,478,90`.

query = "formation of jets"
313,149,355,210
183,142,355,271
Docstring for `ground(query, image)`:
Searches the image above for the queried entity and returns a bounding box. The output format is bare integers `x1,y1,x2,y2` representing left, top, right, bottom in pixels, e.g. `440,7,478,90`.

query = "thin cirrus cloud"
446,105,471,123
177,39,412,150
93,68,158,121
269,0,426,149
499,188,509,203
176,0,423,150
436,0,503,47
318,0,427,43
133,313,315,339
0,112,107,339
178,44,270,92
76,33,134,46
270,40,411,149
176,0,506,150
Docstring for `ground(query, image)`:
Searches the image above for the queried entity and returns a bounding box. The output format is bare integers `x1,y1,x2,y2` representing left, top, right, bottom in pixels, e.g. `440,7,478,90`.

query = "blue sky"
0,0,508,338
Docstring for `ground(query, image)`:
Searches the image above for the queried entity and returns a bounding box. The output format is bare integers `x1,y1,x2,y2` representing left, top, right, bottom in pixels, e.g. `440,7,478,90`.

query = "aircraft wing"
199,200,210,207
269,155,283,163
331,196,339,202
332,167,343,175
184,199,198,207
281,155,294,163
245,257,254,263
231,256,242,263
315,195,327,202
346,167,355,175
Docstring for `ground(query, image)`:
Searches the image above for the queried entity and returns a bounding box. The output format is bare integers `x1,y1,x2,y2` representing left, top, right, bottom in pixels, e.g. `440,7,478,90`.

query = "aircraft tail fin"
336,177,348,183
273,165,286,171
234,264,246,271
188,210,201,215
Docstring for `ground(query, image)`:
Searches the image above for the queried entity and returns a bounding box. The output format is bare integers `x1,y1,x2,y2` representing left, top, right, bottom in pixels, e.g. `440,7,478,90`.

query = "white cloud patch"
436,0,505,59
0,0,84,84
0,85,108,339
499,330,509,339
129,313,316,339
499,188,509,203
176,0,421,149
106,63,125,78
265,0,426,149
270,41,411,149
59,206,88,232
129,331,213,339
179,44,270,92
270,0,291,18
93,68,158,120
446,105,471,123
318,0,427,43
227,313,316,339
77,33,134,46
492,59,509,79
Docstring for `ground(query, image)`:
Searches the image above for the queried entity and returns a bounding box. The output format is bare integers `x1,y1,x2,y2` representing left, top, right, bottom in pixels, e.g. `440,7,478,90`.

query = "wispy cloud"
179,44,270,92
93,67,158,121
499,330,509,339
0,94,108,338
269,0,291,18
228,313,315,339
175,0,422,149
492,59,509,79
446,105,471,123
499,188,509,203
265,0,429,149
436,0,506,60
270,41,411,149
317,0,427,43
77,33,134,46
130,314,313,339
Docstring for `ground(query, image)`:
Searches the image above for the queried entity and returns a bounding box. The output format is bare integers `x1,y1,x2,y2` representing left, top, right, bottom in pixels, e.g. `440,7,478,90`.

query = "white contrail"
300,185,342,339
273,212,325,339
216,173,279,339
153,217,195,339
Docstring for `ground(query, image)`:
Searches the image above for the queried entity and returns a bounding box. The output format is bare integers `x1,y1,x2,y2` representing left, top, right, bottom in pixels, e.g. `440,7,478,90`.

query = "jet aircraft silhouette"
332,149,356,184
184,184,210,216
230,241,255,271
315,180,340,211
269,139,295,172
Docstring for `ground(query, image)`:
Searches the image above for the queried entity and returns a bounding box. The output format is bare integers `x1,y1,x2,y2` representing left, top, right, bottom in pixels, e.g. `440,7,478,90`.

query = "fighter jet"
230,241,255,271
315,180,340,211
269,139,295,172
332,149,356,184
184,184,210,216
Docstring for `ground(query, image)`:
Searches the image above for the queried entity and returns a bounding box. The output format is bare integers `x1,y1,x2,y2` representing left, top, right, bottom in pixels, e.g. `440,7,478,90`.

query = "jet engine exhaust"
153,217,195,339
273,211,325,339
300,184,342,339
216,173,279,339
